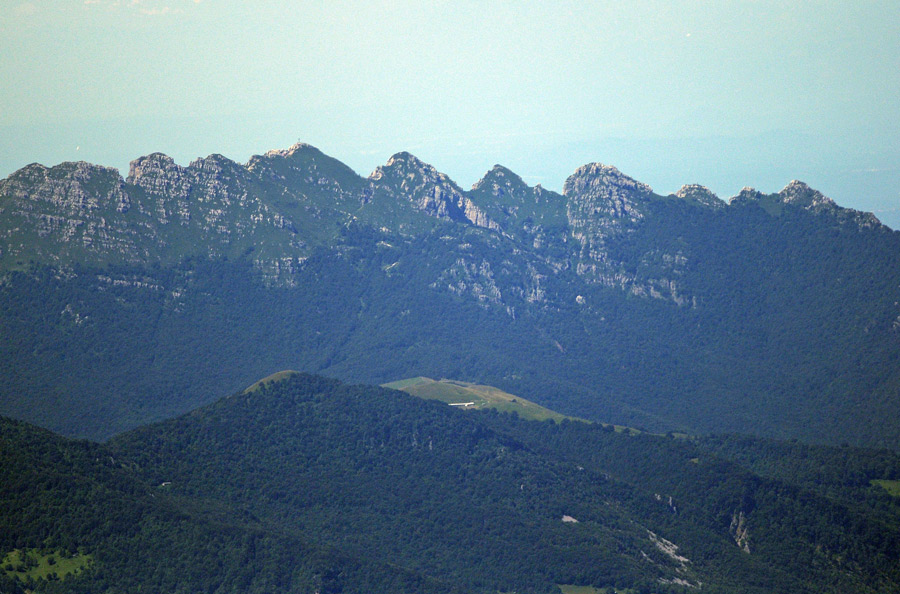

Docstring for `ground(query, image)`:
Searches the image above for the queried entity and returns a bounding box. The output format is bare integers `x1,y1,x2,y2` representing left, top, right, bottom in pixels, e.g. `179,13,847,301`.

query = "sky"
2,0,899,226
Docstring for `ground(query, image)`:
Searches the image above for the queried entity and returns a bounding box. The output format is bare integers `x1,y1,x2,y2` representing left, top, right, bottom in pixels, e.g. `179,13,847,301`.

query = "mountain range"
3,141,900,592
2,142,900,447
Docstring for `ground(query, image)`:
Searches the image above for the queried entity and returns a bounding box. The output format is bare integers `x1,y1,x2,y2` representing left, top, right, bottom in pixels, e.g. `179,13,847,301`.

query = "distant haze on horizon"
2,0,899,227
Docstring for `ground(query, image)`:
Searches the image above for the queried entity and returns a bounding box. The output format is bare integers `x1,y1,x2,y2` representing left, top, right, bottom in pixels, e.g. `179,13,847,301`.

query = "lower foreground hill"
4,371,896,593
0,415,466,594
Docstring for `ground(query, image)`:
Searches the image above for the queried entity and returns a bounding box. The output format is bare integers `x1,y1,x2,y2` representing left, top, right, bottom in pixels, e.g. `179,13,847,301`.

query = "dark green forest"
0,413,474,594
3,373,900,593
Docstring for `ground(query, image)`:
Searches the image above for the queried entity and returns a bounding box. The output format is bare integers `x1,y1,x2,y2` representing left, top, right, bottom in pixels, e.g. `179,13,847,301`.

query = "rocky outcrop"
563,163,652,282
0,162,145,264
127,152,298,244
729,181,883,229
560,165,699,306
728,186,764,206
471,165,532,202
778,180,882,228
127,153,193,224
778,180,834,209
564,163,653,219
729,510,751,553
1,161,129,214
1,141,890,303
674,184,724,208
190,154,251,204
370,152,500,232
247,142,367,206
646,531,701,589
435,257,504,306
469,166,570,268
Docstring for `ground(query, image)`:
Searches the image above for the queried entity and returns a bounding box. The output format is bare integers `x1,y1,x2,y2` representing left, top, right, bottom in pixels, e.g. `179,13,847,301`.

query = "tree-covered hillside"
0,414,474,594
4,372,900,592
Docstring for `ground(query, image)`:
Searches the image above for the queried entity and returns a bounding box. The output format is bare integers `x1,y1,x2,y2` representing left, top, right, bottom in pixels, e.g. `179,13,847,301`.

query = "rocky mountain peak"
262,142,316,159
471,165,530,197
674,184,724,208
127,153,180,182
127,153,191,202
778,180,835,208
370,152,462,195
725,182,881,229
186,154,255,208
563,164,655,289
370,151,445,184
3,162,48,181
0,161,127,213
563,163,653,200
779,180,882,228
189,154,243,176
247,143,365,202
367,152,499,231
729,187,763,204
384,151,419,166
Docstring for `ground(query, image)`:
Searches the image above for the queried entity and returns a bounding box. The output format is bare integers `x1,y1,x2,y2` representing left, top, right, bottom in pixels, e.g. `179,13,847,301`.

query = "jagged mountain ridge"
0,142,882,301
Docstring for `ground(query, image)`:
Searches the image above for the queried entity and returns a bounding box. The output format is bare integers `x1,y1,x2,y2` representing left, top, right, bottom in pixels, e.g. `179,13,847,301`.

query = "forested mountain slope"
0,414,465,594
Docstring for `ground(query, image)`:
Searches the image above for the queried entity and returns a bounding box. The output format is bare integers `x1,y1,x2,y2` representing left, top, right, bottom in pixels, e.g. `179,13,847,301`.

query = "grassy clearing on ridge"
2,549,92,581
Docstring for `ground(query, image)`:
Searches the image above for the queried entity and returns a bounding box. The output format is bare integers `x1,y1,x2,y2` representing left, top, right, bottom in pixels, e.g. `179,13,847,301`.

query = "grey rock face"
726,181,882,229
471,165,531,200
564,163,653,218
370,152,500,231
778,180,881,228
128,153,193,224
0,142,886,302
563,163,653,283
0,161,143,264
674,184,724,209
1,161,129,214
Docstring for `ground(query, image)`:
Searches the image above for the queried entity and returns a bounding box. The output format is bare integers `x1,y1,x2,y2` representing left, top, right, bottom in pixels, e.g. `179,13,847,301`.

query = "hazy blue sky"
2,1,899,225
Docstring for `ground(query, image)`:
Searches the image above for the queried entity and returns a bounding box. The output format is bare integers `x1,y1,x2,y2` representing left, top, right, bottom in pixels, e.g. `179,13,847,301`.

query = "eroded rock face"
437,257,504,305
564,163,653,219
778,180,881,228
727,181,883,229
127,152,298,250
0,162,144,264
1,161,129,214
370,152,501,231
128,154,190,199
730,510,751,554
563,163,652,283
674,184,724,209
0,142,887,300
128,153,193,224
